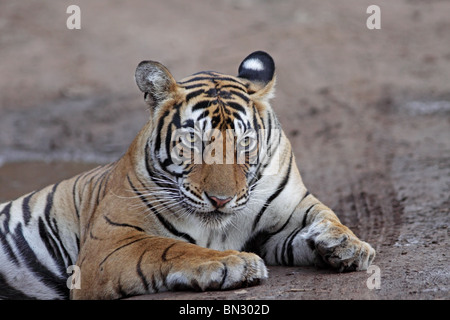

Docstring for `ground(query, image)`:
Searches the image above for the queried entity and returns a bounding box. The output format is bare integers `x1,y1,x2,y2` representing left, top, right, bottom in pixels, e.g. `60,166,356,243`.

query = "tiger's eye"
240,137,251,147
186,132,197,143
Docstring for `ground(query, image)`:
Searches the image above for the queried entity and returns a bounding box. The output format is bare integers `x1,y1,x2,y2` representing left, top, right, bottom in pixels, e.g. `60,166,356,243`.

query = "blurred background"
0,0,448,299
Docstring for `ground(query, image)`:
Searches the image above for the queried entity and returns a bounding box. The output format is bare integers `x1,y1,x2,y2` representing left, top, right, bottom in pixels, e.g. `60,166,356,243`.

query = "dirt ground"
0,0,448,300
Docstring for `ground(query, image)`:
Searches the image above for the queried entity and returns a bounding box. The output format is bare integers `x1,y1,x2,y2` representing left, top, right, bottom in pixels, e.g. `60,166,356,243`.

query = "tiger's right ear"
135,61,178,107
238,51,276,102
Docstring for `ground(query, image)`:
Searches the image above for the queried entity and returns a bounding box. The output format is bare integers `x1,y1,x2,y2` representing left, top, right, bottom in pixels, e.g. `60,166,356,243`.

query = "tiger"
0,51,375,300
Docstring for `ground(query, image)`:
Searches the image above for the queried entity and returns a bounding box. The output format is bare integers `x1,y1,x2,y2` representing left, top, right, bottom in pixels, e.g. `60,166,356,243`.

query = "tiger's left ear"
238,51,276,101
135,60,178,108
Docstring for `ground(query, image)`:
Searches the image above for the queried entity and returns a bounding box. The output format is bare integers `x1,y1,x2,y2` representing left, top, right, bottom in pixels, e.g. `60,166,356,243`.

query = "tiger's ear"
135,61,178,107
238,51,276,101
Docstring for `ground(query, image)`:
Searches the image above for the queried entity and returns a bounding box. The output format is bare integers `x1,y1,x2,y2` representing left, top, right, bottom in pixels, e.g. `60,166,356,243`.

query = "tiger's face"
135,52,277,226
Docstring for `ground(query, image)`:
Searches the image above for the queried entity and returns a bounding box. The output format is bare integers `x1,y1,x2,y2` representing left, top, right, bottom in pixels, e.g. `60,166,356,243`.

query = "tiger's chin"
186,207,238,230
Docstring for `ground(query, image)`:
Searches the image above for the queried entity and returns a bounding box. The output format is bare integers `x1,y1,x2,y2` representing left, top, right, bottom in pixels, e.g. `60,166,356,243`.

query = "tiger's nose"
205,193,232,208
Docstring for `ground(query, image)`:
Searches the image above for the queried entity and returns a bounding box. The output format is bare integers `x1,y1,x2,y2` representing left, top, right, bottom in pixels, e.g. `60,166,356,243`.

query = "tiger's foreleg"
262,194,375,272
71,233,267,299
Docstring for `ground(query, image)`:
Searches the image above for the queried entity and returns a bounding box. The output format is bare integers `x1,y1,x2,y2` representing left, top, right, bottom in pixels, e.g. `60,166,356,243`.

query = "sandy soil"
0,0,448,300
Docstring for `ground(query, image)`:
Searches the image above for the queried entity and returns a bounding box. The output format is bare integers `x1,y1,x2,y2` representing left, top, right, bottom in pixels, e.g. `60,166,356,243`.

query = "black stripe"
127,175,196,244
281,227,299,266
157,117,178,175
301,190,311,202
75,235,80,252
171,103,183,127
0,273,35,300
185,89,205,102
256,124,282,179
243,193,313,258
243,201,295,256
1,202,12,233
178,76,210,85
144,144,178,191
179,76,245,86
154,110,171,151
12,223,68,298
252,153,293,230
192,100,212,112
101,165,115,198
38,217,67,277
136,250,150,292
211,114,222,127
252,104,261,131
182,119,195,129
228,89,250,102
103,215,145,233
99,236,152,267
145,143,155,180
181,83,207,90
78,166,105,208
0,225,20,266
226,101,247,114
162,121,174,169
161,242,179,261
274,243,280,265
196,109,210,121
43,183,73,271
266,111,272,145
116,278,128,298
242,230,270,257
206,233,213,248
22,192,35,226
150,274,159,292
44,184,58,228
72,174,82,219
219,265,229,289
285,228,303,266
302,203,317,229
92,169,110,206
191,71,221,77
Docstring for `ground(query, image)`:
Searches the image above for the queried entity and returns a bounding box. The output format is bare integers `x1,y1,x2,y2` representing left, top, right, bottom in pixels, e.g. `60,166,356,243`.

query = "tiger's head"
134,51,279,227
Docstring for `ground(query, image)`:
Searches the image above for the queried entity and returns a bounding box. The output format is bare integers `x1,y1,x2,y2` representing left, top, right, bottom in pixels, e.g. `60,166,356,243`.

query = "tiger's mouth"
194,209,235,228
177,198,237,228
210,209,230,216
188,206,234,217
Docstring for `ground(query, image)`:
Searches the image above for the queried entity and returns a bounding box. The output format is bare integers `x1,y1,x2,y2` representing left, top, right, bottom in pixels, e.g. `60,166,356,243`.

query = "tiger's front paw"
309,224,376,272
170,251,268,291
